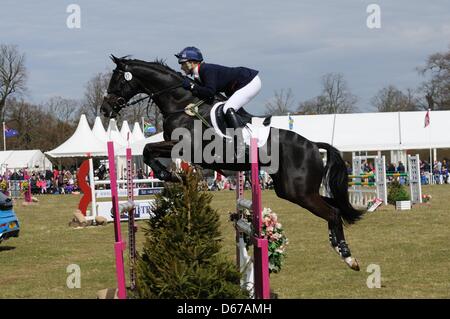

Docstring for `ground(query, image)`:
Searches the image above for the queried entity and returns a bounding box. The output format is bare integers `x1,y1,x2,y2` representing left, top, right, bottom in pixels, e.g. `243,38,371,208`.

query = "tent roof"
46,116,150,159
106,119,127,147
120,120,132,142
92,116,107,143
132,122,145,142
46,114,106,158
270,110,450,152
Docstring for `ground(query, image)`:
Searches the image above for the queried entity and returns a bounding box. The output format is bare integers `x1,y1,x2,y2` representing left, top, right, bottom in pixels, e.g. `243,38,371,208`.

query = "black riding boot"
225,108,248,161
225,108,241,129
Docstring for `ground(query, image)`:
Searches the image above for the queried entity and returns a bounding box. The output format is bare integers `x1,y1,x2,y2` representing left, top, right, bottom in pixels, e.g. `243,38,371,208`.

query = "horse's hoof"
344,257,360,271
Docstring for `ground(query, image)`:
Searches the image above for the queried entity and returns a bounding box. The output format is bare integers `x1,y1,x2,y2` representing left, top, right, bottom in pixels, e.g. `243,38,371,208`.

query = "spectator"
137,168,145,180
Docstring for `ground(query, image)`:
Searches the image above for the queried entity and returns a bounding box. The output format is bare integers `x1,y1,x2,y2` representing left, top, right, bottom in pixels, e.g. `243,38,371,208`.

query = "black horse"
101,56,364,271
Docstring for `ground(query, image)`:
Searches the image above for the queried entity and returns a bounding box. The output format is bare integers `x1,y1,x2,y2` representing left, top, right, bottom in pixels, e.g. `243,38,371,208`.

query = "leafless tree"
417,47,450,110
297,95,328,115
81,71,160,132
104,93,163,134
264,88,294,116
45,96,80,124
321,73,358,113
81,71,111,124
297,73,358,114
0,44,27,122
371,85,419,112
5,98,75,151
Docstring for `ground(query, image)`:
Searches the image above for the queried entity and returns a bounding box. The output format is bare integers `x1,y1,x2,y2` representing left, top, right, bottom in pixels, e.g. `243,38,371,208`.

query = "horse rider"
175,46,261,129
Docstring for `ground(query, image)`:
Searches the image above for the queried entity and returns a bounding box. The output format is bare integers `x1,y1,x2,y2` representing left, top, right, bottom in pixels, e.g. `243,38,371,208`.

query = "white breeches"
223,75,262,113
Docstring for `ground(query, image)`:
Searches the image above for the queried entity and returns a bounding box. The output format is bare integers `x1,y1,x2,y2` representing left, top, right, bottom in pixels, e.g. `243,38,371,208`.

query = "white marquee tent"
120,120,132,142
46,114,106,158
132,122,146,142
92,116,108,143
106,119,127,147
46,110,448,164
46,116,148,158
0,150,53,173
270,110,450,152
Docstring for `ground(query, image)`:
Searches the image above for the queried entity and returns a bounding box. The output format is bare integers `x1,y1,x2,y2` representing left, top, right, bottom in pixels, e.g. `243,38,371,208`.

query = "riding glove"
182,78,194,90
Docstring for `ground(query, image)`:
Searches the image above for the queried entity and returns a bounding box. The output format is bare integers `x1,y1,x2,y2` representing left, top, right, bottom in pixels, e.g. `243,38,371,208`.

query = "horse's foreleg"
143,141,181,182
286,191,360,271
328,220,360,271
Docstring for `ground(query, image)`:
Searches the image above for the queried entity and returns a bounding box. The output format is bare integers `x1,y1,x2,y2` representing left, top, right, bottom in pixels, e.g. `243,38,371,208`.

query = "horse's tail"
315,142,364,225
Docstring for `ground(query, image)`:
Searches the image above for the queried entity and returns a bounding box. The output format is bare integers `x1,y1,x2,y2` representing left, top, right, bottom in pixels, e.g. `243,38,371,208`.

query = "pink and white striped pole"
250,137,270,299
126,147,137,291
107,141,127,299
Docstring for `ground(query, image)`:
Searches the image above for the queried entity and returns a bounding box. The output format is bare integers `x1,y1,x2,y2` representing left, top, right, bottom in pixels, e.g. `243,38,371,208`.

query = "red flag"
424,109,430,128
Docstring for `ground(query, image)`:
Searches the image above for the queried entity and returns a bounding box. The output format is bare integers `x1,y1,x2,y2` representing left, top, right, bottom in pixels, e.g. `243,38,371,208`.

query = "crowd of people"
207,171,273,191
2,168,80,195
0,166,159,196
1,157,448,197
345,159,449,185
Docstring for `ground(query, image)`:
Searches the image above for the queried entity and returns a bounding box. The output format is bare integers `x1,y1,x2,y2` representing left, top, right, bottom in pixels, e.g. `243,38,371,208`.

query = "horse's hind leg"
320,196,341,254
321,195,360,270
299,194,360,271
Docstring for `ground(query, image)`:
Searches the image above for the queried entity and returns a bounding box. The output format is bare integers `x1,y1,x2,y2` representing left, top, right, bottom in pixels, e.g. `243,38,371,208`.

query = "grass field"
1,184,449,298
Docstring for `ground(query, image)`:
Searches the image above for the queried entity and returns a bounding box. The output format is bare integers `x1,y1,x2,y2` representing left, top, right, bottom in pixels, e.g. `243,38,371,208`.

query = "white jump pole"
88,158,97,219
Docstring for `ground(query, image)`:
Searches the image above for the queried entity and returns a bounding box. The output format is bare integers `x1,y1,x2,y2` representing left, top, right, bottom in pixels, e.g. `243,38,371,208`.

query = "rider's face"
180,61,194,75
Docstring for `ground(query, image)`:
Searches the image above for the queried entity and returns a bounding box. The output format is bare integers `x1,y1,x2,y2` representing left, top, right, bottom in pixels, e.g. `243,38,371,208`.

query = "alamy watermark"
66,264,81,289
170,120,280,174
66,4,81,29
366,263,381,288
366,4,381,29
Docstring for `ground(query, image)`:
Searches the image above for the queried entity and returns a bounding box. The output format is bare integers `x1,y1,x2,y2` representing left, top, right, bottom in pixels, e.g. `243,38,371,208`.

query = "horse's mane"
118,56,184,79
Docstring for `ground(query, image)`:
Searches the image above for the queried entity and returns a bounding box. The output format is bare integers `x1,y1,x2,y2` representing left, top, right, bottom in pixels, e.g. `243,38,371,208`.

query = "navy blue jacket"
191,63,258,99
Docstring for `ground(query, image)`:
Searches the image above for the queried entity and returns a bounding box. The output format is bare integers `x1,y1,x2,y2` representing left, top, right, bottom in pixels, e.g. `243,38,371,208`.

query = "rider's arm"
190,68,216,99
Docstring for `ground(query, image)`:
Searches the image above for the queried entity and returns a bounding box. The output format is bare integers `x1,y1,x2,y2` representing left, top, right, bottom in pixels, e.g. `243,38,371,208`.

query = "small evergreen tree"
135,168,249,299
387,179,410,205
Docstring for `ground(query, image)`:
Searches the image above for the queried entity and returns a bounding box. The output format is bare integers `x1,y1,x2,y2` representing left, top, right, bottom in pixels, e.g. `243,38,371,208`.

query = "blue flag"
4,126,18,138
144,122,156,134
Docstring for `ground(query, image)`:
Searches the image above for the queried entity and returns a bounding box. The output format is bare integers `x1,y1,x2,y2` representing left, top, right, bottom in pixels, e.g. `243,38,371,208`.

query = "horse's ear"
110,54,130,71
110,54,120,65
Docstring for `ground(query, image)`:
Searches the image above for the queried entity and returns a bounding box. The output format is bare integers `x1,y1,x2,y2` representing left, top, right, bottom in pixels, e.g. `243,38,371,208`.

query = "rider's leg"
223,75,262,129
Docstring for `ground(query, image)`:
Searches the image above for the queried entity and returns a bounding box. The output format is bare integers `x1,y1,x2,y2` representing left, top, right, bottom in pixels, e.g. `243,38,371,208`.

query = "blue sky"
1,0,449,114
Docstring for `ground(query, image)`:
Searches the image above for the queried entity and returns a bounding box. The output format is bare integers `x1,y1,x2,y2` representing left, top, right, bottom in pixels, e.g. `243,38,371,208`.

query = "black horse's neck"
127,60,196,116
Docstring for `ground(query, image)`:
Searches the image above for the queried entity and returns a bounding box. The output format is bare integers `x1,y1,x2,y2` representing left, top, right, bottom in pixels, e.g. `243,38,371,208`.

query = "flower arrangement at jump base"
21,181,29,192
230,207,288,274
0,179,8,195
422,194,432,203
261,208,289,274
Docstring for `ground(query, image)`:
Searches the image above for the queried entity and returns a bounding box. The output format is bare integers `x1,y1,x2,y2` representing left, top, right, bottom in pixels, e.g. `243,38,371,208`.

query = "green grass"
1,185,449,298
